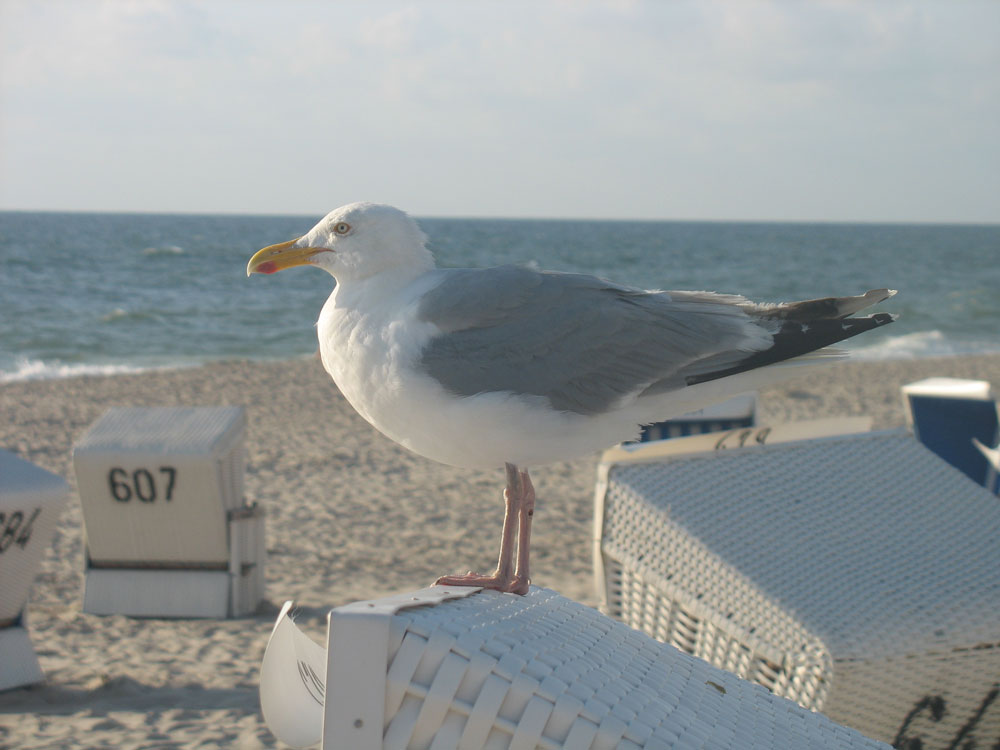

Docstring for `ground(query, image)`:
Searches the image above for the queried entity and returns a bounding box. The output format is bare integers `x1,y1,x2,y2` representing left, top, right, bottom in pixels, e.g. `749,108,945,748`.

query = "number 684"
108,467,177,503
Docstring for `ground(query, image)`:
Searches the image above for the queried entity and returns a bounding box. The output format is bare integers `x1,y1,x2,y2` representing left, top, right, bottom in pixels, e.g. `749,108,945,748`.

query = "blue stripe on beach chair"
640,416,756,442
904,385,1000,495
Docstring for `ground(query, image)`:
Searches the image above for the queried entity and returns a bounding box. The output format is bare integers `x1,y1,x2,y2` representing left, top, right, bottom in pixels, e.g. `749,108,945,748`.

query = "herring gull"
247,202,895,595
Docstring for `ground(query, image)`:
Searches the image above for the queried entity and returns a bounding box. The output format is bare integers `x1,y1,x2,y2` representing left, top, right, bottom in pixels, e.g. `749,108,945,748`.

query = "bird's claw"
434,571,529,595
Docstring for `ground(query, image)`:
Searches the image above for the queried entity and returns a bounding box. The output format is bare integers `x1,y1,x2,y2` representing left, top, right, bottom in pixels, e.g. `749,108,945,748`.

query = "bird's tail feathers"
754,288,897,321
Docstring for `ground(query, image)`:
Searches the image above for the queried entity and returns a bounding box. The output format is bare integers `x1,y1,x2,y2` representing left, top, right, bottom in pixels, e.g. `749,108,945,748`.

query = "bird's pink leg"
435,463,531,595
514,469,534,586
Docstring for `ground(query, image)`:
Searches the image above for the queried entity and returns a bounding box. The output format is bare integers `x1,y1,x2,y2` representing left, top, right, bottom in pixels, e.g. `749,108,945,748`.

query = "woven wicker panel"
73,406,246,455
376,588,886,749
603,559,831,710
598,431,1000,747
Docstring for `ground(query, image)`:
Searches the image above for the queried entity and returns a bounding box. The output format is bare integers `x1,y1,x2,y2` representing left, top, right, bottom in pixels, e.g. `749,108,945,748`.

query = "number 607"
108,467,177,503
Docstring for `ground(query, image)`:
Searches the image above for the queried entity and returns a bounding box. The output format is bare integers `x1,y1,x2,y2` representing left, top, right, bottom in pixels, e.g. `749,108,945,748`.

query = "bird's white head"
247,202,433,284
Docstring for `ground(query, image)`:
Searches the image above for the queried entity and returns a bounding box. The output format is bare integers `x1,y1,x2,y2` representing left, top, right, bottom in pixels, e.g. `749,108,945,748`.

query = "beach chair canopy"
595,426,1000,748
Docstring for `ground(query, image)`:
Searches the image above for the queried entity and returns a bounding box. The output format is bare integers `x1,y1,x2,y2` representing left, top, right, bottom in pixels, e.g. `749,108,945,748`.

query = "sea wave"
846,330,1000,361
3,334,998,386
142,245,185,256
0,357,156,383
99,308,156,323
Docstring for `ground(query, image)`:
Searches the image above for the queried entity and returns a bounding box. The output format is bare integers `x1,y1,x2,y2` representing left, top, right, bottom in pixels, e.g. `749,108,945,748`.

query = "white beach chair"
73,406,265,618
639,392,757,441
259,586,889,749
902,377,1000,494
0,449,69,691
594,424,1000,748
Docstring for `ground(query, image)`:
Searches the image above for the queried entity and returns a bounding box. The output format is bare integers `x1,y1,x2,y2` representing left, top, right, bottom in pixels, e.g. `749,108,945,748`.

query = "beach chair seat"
73,406,264,618
639,392,757,442
259,586,889,749
594,424,1000,748
0,449,69,690
902,377,1000,494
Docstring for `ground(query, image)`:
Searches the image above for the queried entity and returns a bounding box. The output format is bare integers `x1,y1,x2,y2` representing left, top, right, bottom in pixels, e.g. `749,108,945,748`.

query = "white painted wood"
81,508,265,618
83,568,232,619
0,626,44,691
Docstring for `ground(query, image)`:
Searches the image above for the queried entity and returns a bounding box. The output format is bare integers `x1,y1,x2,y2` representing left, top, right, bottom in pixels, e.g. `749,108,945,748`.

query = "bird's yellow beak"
246,238,328,276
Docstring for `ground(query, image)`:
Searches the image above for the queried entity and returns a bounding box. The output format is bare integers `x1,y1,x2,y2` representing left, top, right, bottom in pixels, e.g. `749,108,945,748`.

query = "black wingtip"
685,311,896,387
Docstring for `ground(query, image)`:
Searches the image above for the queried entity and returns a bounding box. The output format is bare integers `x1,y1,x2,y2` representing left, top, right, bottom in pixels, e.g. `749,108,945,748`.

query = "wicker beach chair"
0,449,69,690
902,377,1000,495
260,586,889,749
594,426,1000,748
73,406,265,618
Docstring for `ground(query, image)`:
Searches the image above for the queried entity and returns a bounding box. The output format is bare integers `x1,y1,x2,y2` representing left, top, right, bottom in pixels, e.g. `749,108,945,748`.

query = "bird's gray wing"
415,266,766,416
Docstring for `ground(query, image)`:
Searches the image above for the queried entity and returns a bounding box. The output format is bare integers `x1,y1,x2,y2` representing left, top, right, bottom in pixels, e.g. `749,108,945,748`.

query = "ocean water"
1,211,998,382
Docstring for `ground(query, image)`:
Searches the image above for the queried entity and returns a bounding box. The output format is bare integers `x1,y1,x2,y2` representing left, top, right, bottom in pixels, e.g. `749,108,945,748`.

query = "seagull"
247,202,896,595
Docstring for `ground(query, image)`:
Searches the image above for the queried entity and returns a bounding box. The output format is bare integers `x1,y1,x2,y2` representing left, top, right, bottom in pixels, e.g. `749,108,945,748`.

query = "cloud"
1,0,997,220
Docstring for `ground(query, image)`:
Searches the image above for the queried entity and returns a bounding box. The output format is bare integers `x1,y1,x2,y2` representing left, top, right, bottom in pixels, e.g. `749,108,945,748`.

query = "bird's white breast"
317,277,434,430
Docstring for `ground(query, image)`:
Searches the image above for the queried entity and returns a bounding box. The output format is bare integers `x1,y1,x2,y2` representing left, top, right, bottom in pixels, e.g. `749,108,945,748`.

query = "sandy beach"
2,352,999,748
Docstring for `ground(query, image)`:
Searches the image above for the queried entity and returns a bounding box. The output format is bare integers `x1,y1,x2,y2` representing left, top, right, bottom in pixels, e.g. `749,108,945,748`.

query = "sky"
1,0,997,223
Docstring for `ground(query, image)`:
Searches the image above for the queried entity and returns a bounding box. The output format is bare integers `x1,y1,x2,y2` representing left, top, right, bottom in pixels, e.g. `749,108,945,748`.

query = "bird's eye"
333,222,351,235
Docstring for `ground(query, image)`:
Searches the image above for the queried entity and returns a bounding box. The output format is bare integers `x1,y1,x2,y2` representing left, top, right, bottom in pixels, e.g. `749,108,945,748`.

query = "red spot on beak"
257,261,278,274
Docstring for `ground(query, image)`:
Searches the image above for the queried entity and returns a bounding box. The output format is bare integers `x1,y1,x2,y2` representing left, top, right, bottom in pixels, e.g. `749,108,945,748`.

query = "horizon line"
1,206,998,229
